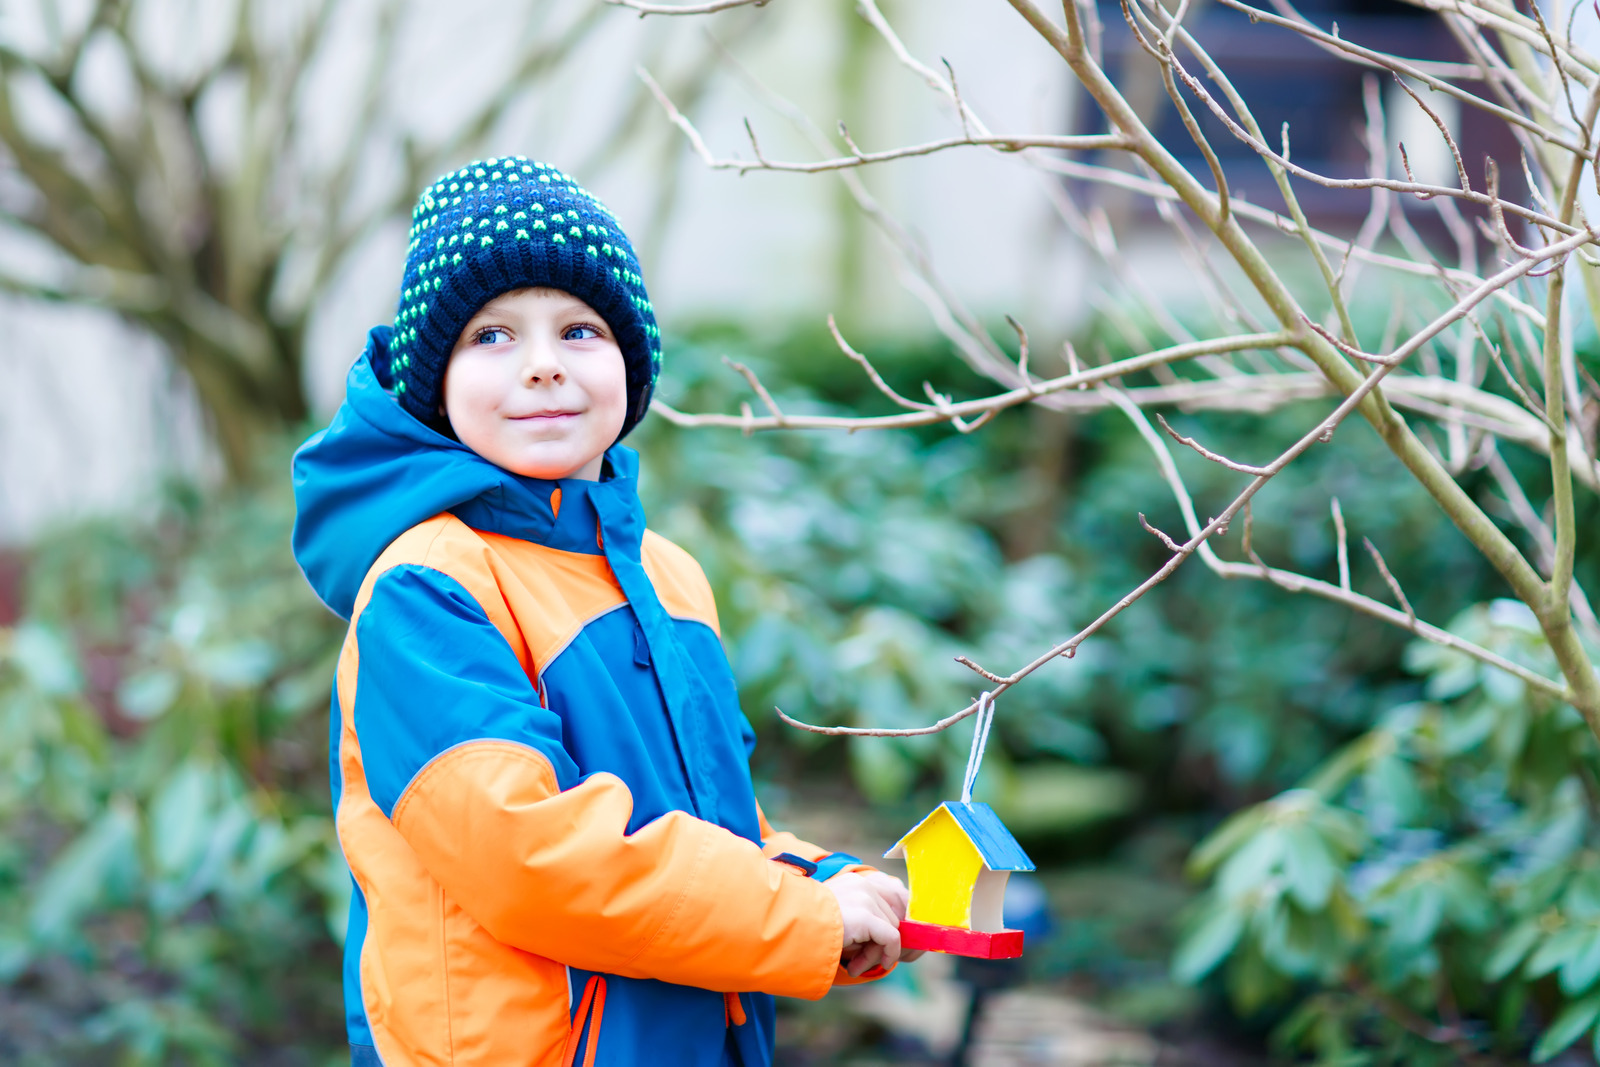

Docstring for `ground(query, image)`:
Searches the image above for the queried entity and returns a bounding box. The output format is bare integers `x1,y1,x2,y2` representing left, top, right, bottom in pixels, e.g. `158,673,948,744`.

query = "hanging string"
960,691,995,804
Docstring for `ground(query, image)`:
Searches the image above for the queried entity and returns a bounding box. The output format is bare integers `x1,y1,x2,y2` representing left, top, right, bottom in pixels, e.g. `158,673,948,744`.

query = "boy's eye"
475,328,511,345
563,324,601,341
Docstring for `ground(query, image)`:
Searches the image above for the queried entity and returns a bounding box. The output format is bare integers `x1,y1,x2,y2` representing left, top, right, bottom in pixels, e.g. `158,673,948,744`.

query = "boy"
292,158,913,1067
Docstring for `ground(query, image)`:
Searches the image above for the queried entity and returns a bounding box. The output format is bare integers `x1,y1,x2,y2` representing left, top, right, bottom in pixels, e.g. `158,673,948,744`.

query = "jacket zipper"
561,976,607,1067
724,991,747,1027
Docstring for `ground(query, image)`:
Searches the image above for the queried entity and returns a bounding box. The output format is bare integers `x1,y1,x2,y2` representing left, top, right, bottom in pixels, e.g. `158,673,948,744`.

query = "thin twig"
1006,315,1033,387
1301,315,1390,364
1032,156,1546,329
607,0,770,13
827,315,933,411
1527,0,1589,137
723,357,784,418
1140,513,1185,552
1390,74,1473,193
1332,497,1350,592
1166,53,1578,234
637,74,1128,173
653,332,1294,431
1156,414,1272,475
1362,537,1416,628
955,655,1006,684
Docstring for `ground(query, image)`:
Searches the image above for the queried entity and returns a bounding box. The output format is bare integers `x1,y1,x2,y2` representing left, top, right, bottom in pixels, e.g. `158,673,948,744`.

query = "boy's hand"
854,871,925,965
855,870,909,918
828,870,925,976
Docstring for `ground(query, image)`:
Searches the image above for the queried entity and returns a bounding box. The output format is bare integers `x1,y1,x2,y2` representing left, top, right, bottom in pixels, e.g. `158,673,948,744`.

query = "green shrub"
1176,601,1600,1063
0,465,346,1065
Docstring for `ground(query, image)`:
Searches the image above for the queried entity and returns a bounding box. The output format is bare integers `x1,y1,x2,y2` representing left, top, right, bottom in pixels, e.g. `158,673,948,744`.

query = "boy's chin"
487,444,600,481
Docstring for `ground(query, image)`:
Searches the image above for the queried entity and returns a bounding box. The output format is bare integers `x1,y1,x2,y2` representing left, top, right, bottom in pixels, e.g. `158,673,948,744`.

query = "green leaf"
1485,920,1543,982
1425,658,1478,701
1532,993,1600,1062
195,640,276,687
149,760,217,880
1364,753,1423,825
0,934,29,982
1528,926,1589,980
9,623,82,696
1563,870,1600,920
1560,929,1600,995
1217,827,1287,898
28,798,140,944
1281,824,1338,910
1385,883,1445,947
1188,806,1267,878
1172,901,1246,984
117,670,180,721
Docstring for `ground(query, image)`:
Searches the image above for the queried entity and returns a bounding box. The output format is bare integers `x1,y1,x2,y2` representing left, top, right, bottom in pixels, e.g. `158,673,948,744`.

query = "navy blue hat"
387,157,661,438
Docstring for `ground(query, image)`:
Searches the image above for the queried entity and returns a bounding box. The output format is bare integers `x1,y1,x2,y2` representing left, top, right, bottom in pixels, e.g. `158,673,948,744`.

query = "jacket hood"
292,326,642,619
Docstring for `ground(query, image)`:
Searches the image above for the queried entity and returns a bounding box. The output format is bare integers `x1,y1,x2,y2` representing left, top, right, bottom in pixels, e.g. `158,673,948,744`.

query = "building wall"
0,1,1081,542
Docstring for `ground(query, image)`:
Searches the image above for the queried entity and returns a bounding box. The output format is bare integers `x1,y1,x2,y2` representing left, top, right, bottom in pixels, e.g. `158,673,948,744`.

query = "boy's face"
442,287,628,482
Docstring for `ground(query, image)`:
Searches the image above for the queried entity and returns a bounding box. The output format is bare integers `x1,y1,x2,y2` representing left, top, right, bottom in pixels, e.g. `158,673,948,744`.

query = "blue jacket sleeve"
353,563,580,816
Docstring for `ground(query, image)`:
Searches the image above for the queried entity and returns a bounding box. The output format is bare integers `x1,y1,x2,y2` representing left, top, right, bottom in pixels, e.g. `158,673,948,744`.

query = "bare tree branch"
608,0,771,13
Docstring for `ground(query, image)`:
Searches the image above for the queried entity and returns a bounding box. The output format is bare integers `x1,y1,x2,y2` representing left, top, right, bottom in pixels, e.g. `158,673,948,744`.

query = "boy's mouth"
510,409,581,421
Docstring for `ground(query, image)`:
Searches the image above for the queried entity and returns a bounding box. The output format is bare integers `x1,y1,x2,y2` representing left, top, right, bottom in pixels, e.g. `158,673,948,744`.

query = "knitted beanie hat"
386,157,661,438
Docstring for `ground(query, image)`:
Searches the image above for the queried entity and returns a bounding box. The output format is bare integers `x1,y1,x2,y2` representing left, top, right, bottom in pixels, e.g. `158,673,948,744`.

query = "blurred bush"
1176,602,1600,1064
0,319,1574,1062
0,459,346,1064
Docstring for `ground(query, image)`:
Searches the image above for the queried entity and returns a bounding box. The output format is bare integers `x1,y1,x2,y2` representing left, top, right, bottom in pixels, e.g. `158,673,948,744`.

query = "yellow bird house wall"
897,806,1010,931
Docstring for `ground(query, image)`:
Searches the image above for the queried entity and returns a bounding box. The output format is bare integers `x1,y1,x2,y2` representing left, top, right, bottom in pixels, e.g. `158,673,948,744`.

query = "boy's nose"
520,342,565,386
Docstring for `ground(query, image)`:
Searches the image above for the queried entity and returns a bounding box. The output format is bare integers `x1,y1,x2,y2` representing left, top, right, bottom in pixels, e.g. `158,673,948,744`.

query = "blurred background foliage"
5,2,1600,1061
5,310,1592,1063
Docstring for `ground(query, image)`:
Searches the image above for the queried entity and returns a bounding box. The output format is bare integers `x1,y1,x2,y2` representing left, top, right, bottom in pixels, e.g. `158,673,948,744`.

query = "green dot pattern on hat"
387,156,662,438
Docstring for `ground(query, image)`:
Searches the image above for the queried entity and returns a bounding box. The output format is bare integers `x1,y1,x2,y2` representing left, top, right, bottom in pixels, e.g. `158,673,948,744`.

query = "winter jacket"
292,328,875,1067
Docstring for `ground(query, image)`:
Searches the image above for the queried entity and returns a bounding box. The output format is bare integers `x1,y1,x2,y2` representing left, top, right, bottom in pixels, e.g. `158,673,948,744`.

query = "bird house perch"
885,800,1035,959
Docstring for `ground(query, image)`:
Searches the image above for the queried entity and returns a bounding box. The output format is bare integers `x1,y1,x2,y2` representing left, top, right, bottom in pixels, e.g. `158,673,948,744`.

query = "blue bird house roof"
885,801,1035,872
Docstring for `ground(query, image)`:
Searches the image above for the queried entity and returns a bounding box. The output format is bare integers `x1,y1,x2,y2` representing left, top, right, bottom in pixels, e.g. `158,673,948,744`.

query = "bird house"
885,800,1035,959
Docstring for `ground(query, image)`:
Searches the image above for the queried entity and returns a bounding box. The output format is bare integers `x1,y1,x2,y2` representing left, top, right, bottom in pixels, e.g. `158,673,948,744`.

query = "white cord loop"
960,691,995,804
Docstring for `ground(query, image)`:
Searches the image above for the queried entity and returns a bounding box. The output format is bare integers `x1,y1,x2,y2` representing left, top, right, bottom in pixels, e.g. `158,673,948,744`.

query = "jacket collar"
451,446,645,560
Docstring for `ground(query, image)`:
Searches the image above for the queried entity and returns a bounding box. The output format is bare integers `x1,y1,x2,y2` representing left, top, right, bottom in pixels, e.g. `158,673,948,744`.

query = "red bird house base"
899,919,1025,960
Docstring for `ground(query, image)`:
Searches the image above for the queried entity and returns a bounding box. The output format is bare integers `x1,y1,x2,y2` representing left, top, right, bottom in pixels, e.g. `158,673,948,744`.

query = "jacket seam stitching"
414,519,510,637
535,609,714,689
353,517,456,625
377,560,522,662
390,740,559,829
535,600,629,687
535,605,714,688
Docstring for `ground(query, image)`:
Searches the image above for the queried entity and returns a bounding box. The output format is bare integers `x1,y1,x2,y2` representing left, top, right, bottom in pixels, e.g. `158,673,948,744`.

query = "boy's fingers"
858,872,909,921
847,942,883,976
845,890,894,932
865,892,898,927
881,886,908,921
867,915,901,966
